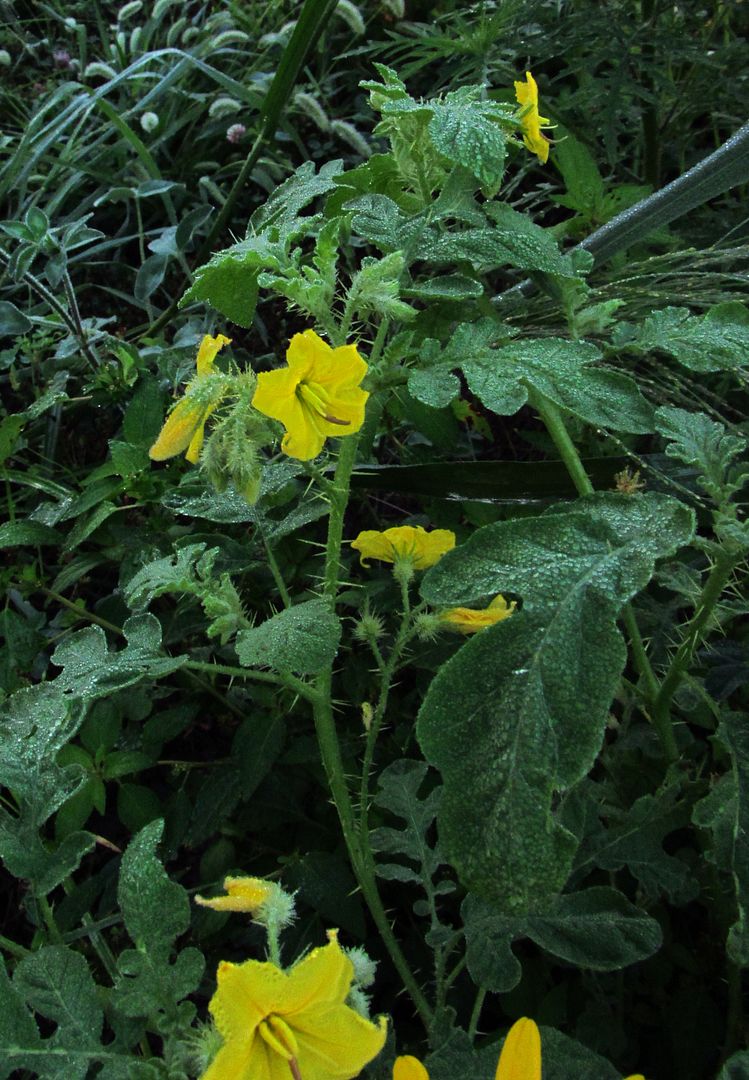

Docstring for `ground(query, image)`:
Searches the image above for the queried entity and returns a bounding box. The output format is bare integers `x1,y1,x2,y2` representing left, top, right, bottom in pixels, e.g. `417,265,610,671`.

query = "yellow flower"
200,930,386,1080
393,1057,428,1080
194,876,273,916
495,1017,541,1080
394,1020,645,1080
149,333,232,464
513,71,550,164
440,594,516,634
252,329,369,461
351,526,456,571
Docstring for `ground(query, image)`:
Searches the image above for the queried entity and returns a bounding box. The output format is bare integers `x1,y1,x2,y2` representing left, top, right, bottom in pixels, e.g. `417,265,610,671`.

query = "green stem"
0,248,80,341
261,533,292,608
529,389,593,497
468,986,487,1041
38,896,63,945
652,552,737,735
359,575,412,836
0,934,30,959
312,431,432,1029
61,269,98,369
184,659,317,703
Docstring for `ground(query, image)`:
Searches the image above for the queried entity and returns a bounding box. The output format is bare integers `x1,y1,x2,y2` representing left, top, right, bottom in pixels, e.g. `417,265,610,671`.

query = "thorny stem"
528,389,673,755
358,574,412,836
184,659,317,704
652,551,739,737
312,410,433,1027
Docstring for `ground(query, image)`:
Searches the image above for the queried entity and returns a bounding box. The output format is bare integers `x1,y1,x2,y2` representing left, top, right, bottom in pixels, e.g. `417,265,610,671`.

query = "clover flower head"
140,110,160,133
251,329,369,461
199,929,387,1080
226,122,247,144
351,525,456,572
439,594,516,634
513,71,551,164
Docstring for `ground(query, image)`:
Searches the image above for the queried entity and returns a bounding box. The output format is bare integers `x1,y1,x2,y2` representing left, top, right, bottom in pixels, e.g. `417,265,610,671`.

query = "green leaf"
252,158,344,236
118,819,190,958
186,712,286,846
619,303,749,372
0,955,41,1079
48,613,186,703
0,521,62,548
693,774,736,870
539,1027,620,1080
0,414,26,466
13,946,102,1079
409,324,654,433
417,493,695,905
551,127,605,217
0,300,32,335
720,711,749,967
283,851,366,938
720,1050,749,1079
0,685,90,889
571,784,696,903
122,376,168,448
402,274,483,301
482,202,577,276
656,406,747,503
370,760,446,888
463,336,653,433
235,598,341,674
180,234,273,326
463,886,661,991
428,89,509,192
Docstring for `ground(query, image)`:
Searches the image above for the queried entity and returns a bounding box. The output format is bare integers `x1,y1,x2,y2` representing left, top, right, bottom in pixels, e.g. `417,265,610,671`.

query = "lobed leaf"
417,493,695,905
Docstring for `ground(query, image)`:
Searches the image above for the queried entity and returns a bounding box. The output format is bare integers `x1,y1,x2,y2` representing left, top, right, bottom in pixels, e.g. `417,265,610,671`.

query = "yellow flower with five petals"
252,329,369,461
149,333,232,464
199,930,386,1080
440,594,516,634
351,525,456,571
513,71,551,165
393,1017,645,1080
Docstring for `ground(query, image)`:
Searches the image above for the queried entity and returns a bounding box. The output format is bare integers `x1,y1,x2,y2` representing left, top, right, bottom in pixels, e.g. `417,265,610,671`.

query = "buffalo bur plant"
1,3,748,1079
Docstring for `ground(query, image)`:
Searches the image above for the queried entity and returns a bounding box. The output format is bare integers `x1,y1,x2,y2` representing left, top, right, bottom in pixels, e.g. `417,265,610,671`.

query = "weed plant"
0,3,748,1080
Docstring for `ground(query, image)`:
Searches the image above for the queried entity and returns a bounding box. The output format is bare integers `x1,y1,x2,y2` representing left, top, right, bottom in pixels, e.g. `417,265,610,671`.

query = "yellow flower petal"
495,1018,541,1080
195,875,274,915
440,594,516,634
394,1055,430,1080
200,933,385,1080
282,933,353,1012
252,330,369,461
513,71,550,164
289,1003,386,1080
209,959,284,1042
149,333,231,462
149,397,206,461
351,526,456,570
196,333,232,377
